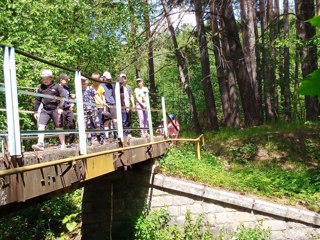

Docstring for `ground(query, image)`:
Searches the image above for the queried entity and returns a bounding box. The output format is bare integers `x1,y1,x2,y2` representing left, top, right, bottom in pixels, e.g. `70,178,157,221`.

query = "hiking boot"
99,138,104,145
32,143,44,151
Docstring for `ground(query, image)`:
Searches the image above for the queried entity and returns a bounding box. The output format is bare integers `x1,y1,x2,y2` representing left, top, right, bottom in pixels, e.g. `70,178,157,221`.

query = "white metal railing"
0,44,168,157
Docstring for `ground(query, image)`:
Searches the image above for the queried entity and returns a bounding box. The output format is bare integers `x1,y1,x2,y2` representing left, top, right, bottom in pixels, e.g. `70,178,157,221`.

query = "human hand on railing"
33,113,39,120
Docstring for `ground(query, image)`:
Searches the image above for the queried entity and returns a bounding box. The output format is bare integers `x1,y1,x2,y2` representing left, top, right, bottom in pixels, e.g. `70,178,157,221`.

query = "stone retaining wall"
81,161,320,240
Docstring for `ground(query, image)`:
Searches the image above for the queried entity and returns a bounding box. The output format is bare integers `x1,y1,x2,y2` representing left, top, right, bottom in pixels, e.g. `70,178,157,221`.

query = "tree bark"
128,0,140,78
296,0,320,120
194,0,219,130
218,0,261,126
282,0,291,121
161,0,202,133
257,0,266,122
143,0,157,107
209,0,240,127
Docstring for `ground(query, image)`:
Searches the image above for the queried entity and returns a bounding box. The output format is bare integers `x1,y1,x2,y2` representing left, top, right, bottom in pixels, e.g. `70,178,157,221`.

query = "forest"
1,1,320,239
1,0,319,133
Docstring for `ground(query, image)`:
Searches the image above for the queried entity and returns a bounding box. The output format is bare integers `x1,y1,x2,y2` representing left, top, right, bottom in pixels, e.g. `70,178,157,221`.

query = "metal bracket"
60,162,72,177
2,138,10,169
73,161,85,181
146,145,153,159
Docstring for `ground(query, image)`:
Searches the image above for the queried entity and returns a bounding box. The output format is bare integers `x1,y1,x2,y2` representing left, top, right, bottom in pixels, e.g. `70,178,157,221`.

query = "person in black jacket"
59,73,75,147
32,69,67,151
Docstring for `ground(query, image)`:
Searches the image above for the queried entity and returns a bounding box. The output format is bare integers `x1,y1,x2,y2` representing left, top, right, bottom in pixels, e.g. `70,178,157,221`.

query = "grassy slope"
159,122,320,213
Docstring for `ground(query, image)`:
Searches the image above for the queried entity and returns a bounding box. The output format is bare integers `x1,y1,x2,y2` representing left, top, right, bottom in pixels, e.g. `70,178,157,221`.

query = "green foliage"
299,15,320,99
298,69,320,99
0,190,81,240
134,208,212,240
160,130,320,213
232,223,270,240
306,16,320,28
134,208,182,240
135,208,270,240
228,143,257,164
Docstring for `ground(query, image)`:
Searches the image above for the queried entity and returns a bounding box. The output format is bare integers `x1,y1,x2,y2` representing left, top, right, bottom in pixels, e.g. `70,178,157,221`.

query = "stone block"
203,202,226,213
216,212,237,224
167,206,180,217
205,213,216,225
262,220,287,231
150,195,173,207
172,195,195,205
286,207,320,226
203,188,254,209
285,229,311,240
152,174,164,187
286,221,308,229
270,231,286,240
149,187,167,196
253,199,288,218
189,203,204,214
161,176,205,196
216,211,256,225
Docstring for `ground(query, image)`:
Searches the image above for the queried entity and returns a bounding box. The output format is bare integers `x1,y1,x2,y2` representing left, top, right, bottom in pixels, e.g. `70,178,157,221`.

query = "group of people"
31,69,152,151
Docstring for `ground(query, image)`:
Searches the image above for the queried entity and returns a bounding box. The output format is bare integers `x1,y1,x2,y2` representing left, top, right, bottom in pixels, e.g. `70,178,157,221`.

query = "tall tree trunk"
194,0,219,130
218,0,261,126
296,0,320,120
264,0,277,121
209,0,240,127
317,0,320,15
143,0,157,107
273,0,280,119
258,0,266,122
128,0,140,78
161,0,202,133
282,0,291,121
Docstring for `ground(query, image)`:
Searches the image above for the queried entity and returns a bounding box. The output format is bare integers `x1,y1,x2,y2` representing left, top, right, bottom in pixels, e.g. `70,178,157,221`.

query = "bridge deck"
0,135,168,213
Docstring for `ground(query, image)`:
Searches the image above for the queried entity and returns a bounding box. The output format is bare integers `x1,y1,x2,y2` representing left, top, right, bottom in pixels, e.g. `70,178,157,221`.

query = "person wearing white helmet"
32,69,67,151
101,71,118,140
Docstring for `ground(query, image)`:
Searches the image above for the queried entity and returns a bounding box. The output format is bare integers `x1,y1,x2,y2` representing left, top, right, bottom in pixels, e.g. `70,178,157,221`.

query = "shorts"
39,109,60,127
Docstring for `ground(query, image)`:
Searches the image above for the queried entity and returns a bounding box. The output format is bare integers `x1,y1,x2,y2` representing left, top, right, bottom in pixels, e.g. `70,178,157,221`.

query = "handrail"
0,44,168,156
0,135,204,177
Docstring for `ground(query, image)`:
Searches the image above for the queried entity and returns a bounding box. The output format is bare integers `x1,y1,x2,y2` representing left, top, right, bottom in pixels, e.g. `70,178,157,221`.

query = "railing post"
3,46,21,156
74,71,87,155
145,91,154,141
161,96,168,138
115,82,123,142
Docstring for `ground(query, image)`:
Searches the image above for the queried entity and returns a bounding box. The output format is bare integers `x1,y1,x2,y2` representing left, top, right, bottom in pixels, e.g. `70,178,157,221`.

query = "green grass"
159,141,320,213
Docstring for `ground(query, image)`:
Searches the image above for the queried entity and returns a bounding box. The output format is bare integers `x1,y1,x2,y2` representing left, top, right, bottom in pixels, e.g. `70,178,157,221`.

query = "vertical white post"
145,91,154,142
115,82,123,142
74,71,87,155
161,97,168,138
4,47,21,156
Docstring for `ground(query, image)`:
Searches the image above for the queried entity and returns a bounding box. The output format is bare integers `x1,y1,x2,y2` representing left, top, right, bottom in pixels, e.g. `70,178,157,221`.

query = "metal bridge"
0,44,204,214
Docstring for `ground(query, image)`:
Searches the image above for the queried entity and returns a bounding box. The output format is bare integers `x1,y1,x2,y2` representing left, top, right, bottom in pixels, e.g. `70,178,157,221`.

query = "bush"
229,143,257,164
134,208,271,240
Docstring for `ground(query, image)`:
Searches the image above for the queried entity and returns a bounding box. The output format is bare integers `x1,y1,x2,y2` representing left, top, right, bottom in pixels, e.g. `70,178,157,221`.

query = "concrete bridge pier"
81,160,154,240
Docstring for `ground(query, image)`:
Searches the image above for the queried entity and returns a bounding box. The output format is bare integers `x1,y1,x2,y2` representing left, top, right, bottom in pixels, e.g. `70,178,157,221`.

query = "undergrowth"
134,208,270,240
159,142,320,213
0,190,82,240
